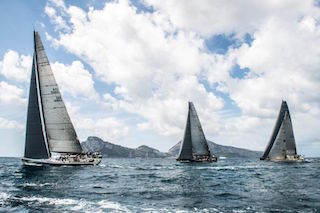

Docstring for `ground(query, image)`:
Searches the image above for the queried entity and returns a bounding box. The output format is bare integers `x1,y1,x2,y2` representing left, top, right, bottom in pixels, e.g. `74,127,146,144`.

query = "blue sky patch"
229,64,250,79
205,33,253,54
205,34,236,54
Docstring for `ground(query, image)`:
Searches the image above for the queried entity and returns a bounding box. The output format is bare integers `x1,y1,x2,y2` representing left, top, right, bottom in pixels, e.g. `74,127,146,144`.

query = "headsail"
261,101,297,160
177,102,211,160
177,109,193,160
189,102,210,156
34,31,82,154
24,55,50,159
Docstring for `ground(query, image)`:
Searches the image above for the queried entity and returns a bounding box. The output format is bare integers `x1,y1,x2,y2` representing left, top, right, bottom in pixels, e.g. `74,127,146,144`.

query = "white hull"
22,157,101,166
177,155,217,163
269,159,305,163
267,155,305,163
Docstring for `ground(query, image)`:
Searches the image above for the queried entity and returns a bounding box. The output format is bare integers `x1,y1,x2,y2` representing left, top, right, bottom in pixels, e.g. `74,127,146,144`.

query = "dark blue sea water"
0,157,319,212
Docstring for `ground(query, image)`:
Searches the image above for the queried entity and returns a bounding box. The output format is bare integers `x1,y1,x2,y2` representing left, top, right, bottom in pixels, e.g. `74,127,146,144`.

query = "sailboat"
22,31,101,166
177,102,217,162
260,100,304,162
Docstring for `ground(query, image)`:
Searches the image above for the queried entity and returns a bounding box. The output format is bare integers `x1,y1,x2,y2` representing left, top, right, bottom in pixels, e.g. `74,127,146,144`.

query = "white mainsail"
34,31,82,154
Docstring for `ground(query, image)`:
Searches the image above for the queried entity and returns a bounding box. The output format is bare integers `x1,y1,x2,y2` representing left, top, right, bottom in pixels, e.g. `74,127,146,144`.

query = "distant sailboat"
177,102,217,162
260,101,304,162
22,31,101,166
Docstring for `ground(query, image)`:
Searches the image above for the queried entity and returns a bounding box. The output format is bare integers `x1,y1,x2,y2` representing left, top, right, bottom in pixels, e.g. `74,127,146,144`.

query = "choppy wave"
1,192,202,212
0,157,319,212
19,182,55,188
0,192,128,212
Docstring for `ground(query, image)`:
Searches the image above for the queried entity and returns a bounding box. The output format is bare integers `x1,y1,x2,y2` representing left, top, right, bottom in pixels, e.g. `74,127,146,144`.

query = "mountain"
81,136,169,158
82,136,262,159
169,140,262,159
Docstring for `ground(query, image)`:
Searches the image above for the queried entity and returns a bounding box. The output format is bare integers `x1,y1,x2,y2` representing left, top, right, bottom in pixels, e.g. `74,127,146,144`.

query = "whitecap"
70,200,88,211
9,195,128,212
22,183,37,187
97,200,129,211
110,165,124,169
0,192,10,200
232,209,247,213
19,196,78,206
21,182,54,187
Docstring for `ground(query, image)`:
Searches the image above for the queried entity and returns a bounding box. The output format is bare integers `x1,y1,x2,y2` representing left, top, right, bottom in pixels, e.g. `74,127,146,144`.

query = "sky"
0,0,320,157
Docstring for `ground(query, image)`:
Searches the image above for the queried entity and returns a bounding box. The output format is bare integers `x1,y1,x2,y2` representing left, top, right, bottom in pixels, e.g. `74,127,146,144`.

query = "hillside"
82,136,262,159
169,140,262,158
81,136,169,158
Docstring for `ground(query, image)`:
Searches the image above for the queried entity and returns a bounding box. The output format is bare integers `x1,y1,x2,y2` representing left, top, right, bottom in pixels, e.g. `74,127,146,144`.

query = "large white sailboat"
22,31,101,166
260,101,304,162
177,102,217,162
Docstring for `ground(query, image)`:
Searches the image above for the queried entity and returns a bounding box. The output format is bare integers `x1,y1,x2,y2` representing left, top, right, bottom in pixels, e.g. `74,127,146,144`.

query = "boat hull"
22,157,101,166
261,155,305,163
177,155,217,163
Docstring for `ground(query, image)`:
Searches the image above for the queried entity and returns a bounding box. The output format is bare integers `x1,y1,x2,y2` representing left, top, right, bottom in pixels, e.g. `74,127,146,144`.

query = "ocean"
0,157,319,212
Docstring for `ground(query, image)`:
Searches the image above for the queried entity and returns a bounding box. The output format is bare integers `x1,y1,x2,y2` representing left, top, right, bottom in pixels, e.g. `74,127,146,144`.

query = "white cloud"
43,0,320,154
47,0,224,138
144,0,318,37
0,47,99,103
0,81,26,105
0,50,32,82
45,1,70,31
76,117,129,142
51,61,99,100
65,102,129,142
222,16,320,118
209,11,320,151
0,117,23,130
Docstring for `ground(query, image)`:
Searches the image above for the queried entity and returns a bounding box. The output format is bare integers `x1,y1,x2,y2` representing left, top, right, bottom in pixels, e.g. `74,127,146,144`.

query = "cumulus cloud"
44,0,320,153
65,102,129,142
45,1,70,32
0,48,99,103
144,0,318,37
0,81,26,105
46,0,224,138
51,61,99,100
76,117,129,142
0,50,32,82
0,117,24,130
221,16,320,118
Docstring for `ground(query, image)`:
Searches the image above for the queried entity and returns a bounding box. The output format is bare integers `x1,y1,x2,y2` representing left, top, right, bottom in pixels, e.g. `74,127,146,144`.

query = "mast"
34,31,82,154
